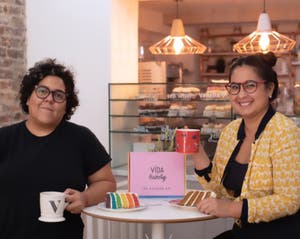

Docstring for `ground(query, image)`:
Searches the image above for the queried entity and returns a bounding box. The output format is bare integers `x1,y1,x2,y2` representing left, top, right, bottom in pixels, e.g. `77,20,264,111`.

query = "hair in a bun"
228,52,278,101
257,52,277,68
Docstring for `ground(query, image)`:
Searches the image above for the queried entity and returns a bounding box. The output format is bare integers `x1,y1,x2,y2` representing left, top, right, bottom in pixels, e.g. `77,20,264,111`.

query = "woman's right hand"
196,197,242,219
189,143,211,171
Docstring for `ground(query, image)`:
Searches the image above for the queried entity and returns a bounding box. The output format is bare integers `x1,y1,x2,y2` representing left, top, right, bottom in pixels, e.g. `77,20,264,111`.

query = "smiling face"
229,65,274,121
26,75,67,134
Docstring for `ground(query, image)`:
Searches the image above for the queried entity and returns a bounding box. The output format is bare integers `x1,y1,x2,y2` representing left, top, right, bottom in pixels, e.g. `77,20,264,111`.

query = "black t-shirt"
0,120,111,239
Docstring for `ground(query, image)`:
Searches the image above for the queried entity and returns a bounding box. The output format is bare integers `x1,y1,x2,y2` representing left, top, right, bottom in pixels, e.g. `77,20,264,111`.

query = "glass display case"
109,82,235,169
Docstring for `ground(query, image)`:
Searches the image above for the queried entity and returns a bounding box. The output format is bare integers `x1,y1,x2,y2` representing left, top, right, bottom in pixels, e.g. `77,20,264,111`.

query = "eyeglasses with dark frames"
34,85,67,103
225,80,266,95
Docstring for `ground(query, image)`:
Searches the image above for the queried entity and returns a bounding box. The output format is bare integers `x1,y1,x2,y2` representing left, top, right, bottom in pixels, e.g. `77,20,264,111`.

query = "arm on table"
65,164,117,213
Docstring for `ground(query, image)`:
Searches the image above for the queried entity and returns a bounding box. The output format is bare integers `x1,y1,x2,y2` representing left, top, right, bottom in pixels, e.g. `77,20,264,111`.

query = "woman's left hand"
196,197,237,218
64,188,88,214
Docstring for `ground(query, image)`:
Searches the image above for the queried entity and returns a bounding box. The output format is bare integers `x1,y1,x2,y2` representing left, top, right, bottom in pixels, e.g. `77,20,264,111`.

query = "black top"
222,159,248,197
0,120,111,239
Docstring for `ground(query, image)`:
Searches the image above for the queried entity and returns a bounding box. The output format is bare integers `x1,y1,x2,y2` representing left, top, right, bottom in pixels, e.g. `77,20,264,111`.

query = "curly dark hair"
228,52,278,102
19,58,79,120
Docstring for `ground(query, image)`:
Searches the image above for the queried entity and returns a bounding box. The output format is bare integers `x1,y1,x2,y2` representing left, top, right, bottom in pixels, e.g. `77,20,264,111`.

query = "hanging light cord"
263,0,266,13
176,0,179,18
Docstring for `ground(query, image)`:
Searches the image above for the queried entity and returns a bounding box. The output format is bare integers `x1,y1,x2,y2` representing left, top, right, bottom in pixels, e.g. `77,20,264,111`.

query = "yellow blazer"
196,112,300,223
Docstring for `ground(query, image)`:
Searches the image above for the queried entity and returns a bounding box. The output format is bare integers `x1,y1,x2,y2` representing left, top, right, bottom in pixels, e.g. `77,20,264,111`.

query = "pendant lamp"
233,0,296,54
149,0,206,55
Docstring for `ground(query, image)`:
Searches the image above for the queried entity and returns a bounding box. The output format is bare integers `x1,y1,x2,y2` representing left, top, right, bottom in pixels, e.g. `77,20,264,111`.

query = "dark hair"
19,58,79,120
228,52,278,101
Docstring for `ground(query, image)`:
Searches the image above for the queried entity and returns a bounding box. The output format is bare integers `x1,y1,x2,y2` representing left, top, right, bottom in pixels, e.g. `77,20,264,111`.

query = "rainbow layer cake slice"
105,192,140,209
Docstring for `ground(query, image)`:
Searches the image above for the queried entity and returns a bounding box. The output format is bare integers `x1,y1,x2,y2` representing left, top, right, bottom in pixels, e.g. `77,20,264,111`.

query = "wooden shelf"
292,61,300,66
201,73,228,77
202,52,240,57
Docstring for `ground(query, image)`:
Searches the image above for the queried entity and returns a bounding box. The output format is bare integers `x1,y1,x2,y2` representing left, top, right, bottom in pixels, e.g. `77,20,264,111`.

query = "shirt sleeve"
240,199,248,224
194,162,212,182
80,126,112,177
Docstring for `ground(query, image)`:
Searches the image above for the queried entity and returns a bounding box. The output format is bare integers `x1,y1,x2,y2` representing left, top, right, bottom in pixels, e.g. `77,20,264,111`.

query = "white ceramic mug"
39,191,68,222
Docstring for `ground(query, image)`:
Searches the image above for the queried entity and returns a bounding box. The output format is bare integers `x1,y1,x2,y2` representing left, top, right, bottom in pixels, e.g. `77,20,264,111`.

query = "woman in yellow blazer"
191,52,300,238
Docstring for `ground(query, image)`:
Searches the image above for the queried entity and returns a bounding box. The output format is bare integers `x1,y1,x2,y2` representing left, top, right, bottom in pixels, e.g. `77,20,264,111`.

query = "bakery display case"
109,82,235,169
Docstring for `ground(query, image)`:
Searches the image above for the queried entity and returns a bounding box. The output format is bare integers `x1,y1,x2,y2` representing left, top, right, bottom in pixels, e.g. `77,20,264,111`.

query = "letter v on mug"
39,191,68,222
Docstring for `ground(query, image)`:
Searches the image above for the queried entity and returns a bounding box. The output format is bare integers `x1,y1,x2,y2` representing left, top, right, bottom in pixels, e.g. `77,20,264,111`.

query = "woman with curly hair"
0,58,116,239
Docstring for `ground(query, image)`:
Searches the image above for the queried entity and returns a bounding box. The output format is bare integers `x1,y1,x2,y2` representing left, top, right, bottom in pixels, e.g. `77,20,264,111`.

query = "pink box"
128,152,186,197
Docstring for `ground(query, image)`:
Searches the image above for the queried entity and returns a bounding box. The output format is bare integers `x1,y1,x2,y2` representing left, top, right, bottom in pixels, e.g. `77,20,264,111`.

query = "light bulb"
259,33,270,52
138,46,144,61
139,46,144,56
173,37,184,54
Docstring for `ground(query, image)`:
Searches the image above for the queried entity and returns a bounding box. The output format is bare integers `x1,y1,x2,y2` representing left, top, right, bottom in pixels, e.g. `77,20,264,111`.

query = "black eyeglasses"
225,80,266,95
34,85,67,103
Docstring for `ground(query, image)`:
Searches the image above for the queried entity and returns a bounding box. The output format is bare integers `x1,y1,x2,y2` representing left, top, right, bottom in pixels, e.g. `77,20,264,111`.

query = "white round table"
83,197,215,239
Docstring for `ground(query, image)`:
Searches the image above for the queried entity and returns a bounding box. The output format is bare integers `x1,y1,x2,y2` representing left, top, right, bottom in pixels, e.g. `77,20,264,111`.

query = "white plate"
168,199,198,210
97,202,147,212
38,216,66,222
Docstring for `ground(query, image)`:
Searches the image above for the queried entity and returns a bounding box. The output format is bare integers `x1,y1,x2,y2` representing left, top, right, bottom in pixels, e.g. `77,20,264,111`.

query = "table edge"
82,210,216,223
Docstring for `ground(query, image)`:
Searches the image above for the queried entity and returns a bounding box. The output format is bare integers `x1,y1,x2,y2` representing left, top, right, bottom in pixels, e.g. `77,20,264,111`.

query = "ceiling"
139,0,300,28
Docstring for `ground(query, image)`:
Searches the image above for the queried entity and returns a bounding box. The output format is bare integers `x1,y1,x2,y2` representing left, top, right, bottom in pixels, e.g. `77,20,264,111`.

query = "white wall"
26,0,138,149
111,0,138,83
